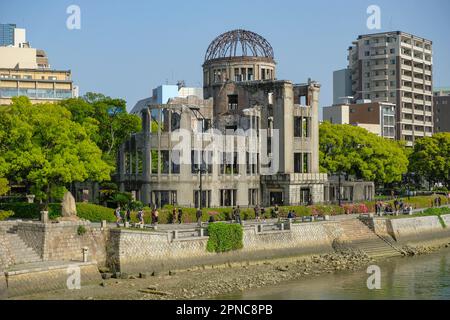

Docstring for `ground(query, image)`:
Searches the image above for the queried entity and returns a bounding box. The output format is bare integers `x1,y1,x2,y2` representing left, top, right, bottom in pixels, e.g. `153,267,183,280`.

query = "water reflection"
219,248,450,300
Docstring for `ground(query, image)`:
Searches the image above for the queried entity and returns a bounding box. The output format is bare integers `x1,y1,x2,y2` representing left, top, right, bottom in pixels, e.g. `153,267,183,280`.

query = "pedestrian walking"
234,205,242,224
115,206,122,226
393,198,399,213
196,207,203,226
172,207,177,224
153,208,159,226
254,205,260,222
261,207,266,223
273,204,279,219
125,208,131,223
177,208,183,224
137,209,144,225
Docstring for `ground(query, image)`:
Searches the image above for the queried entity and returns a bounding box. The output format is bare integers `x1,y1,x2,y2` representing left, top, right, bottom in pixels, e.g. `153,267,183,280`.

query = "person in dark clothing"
177,208,183,224
196,208,202,226
234,205,242,224
254,205,260,222
125,208,131,223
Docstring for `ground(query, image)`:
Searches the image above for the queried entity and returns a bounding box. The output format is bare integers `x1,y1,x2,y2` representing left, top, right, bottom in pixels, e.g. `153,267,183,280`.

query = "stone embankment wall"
4,262,101,298
108,221,348,274
371,214,450,243
0,220,109,271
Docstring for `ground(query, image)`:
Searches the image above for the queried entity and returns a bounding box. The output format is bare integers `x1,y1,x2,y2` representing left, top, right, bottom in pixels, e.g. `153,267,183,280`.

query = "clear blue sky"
1,0,449,111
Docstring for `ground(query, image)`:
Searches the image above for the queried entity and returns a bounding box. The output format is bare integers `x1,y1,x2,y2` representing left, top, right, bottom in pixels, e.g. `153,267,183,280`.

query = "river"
219,248,450,300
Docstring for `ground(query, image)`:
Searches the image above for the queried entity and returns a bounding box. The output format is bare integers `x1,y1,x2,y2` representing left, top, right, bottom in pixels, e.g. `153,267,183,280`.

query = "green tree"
319,122,409,186
0,97,113,204
61,93,141,165
409,133,450,189
0,177,9,196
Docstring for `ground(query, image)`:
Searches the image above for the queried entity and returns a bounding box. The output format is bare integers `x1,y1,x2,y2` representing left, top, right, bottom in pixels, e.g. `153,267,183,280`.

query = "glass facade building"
0,24,16,46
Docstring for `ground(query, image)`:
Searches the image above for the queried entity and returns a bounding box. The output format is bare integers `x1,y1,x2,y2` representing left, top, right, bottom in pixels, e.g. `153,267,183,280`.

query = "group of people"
114,205,159,227
171,207,184,224
115,206,145,226
375,198,413,216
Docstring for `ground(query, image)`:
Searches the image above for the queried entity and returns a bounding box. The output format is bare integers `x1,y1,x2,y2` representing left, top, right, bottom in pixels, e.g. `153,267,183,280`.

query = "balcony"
371,64,389,70
401,75,412,82
402,97,413,103
372,75,389,81
371,42,388,48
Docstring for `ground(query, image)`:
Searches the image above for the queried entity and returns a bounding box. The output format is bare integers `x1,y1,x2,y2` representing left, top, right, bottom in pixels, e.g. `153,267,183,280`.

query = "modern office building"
323,101,396,139
0,23,27,47
333,68,352,105
131,83,203,114
0,26,74,105
346,31,433,146
434,88,450,133
116,29,374,208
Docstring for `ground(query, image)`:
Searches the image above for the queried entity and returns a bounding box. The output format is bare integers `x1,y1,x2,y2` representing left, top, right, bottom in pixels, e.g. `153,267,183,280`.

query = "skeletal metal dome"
204,29,274,62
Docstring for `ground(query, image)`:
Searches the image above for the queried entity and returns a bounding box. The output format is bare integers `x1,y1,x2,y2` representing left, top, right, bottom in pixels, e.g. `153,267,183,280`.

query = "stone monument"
61,191,78,221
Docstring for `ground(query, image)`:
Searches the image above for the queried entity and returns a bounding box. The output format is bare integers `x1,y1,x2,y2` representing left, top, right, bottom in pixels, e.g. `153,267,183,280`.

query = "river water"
220,248,450,300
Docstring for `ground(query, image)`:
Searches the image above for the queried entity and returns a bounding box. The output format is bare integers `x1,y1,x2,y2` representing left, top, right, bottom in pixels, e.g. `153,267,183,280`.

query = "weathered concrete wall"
441,214,450,228
109,221,346,274
4,262,101,298
371,215,450,242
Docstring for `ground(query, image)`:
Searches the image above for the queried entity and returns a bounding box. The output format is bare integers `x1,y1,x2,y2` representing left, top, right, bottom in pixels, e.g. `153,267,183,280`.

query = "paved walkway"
93,204,450,231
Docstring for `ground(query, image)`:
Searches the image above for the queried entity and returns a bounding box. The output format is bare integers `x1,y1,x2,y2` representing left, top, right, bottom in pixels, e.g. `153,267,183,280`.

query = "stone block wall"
0,222,20,269
16,222,46,258
39,221,108,265
109,221,345,274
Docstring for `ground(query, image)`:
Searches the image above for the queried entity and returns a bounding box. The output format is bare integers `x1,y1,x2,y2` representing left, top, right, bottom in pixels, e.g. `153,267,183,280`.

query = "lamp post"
188,106,207,209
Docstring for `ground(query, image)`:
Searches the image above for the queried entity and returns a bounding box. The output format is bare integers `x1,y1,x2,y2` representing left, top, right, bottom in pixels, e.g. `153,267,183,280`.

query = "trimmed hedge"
76,203,115,222
0,202,115,222
206,223,243,253
0,203,61,220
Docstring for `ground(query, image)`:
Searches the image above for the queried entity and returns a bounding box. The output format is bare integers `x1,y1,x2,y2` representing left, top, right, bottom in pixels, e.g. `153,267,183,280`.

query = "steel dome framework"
204,29,274,62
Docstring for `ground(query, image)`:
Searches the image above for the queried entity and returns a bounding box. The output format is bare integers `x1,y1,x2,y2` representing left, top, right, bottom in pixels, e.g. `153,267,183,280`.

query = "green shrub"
0,210,14,221
76,203,115,222
77,225,87,235
206,223,243,253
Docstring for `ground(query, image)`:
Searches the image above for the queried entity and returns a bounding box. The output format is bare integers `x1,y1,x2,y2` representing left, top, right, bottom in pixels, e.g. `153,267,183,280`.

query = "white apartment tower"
348,31,433,146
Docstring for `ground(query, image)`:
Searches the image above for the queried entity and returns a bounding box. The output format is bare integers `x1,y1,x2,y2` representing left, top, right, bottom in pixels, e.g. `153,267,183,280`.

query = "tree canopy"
0,97,113,202
60,93,141,165
409,133,450,188
319,122,409,184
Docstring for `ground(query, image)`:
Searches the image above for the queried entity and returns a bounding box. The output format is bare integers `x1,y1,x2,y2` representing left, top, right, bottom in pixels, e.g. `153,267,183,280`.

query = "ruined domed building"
115,30,373,208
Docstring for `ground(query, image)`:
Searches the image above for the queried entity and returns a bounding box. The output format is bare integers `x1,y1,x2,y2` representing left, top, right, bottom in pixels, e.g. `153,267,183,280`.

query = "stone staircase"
338,218,403,259
1,225,42,267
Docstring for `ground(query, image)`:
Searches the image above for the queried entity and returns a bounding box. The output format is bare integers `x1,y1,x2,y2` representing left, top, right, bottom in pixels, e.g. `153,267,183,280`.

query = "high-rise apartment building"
347,31,433,146
434,88,450,133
